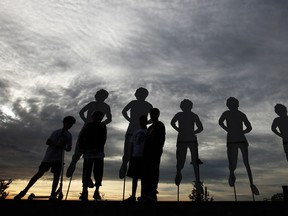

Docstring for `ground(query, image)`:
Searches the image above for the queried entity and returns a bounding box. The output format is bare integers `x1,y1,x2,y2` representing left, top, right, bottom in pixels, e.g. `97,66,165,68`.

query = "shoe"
93,190,101,200
49,194,57,201
79,191,88,201
190,159,203,165
124,196,136,202
229,173,236,187
251,184,260,195
175,172,182,186
14,191,26,200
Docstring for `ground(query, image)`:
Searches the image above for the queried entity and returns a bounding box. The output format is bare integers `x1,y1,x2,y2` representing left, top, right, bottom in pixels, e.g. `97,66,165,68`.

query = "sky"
1,0,288,201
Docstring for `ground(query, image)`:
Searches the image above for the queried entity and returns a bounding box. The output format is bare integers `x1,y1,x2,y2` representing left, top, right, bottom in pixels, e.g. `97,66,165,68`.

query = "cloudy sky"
1,0,288,201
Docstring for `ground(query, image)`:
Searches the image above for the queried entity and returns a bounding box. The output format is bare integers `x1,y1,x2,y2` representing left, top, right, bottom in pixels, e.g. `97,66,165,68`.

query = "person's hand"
119,164,127,179
66,162,76,178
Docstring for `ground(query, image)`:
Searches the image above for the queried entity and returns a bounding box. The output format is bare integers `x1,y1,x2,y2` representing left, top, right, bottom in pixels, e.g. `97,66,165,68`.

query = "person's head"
180,99,193,111
63,116,76,130
95,89,109,102
226,97,239,110
274,104,287,117
92,111,105,122
150,108,160,122
139,115,148,129
134,87,149,101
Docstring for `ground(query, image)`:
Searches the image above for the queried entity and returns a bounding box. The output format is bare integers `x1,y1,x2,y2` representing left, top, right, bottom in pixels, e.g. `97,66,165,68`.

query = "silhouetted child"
124,115,148,202
66,89,112,184
119,87,153,179
140,108,165,202
170,99,203,192
78,111,107,201
271,103,288,162
218,97,259,195
14,116,76,200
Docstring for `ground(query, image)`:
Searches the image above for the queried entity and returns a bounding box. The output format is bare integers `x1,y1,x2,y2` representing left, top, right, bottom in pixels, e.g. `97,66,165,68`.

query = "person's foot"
14,191,26,200
124,195,136,202
79,191,88,201
190,159,204,165
229,173,236,187
251,184,260,195
93,190,102,200
175,172,182,186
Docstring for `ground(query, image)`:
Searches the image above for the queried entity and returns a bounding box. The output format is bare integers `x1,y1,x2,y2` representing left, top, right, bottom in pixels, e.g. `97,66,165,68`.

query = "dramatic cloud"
1,0,288,201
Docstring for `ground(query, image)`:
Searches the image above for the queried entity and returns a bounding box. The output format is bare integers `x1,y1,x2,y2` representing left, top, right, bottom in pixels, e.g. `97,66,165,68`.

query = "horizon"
1,0,288,202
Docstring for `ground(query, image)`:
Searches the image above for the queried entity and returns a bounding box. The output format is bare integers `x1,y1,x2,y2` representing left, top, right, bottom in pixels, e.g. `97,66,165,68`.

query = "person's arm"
243,115,252,134
218,113,228,132
79,103,90,123
194,115,203,134
170,114,179,132
271,119,282,138
103,106,112,125
122,103,131,122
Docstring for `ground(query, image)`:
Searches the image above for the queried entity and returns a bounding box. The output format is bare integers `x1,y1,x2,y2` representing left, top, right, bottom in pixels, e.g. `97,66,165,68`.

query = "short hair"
180,99,193,110
226,97,239,109
95,89,109,101
275,104,287,113
135,87,149,99
63,116,76,124
150,107,160,116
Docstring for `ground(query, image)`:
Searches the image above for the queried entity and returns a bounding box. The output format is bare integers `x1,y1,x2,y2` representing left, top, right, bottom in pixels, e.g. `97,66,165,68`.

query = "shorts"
39,160,62,174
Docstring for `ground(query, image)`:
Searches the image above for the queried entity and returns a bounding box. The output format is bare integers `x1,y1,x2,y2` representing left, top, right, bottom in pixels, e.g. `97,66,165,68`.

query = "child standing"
78,111,107,201
124,115,148,202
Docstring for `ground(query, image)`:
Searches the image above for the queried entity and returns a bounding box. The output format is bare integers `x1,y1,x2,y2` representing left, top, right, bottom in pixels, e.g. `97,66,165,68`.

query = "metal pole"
122,176,126,201
233,185,237,201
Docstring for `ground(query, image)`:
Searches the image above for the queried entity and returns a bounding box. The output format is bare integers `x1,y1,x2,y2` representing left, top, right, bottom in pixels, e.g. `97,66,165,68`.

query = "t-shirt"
42,129,72,162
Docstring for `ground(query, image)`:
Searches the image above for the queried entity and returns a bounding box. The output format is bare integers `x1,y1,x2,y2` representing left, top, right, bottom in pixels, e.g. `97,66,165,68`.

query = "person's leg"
14,169,46,200
131,178,138,197
119,133,132,179
283,143,288,162
80,158,92,200
189,143,200,182
227,145,238,186
240,144,259,195
175,143,187,186
93,158,104,200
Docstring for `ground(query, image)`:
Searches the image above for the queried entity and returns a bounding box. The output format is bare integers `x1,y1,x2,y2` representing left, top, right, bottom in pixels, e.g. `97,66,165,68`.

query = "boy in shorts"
14,116,76,200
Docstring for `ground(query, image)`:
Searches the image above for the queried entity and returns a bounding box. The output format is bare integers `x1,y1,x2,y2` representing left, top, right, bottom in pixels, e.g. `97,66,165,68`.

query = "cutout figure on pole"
271,103,288,163
218,97,259,199
119,87,153,186
66,89,112,186
170,99,204,199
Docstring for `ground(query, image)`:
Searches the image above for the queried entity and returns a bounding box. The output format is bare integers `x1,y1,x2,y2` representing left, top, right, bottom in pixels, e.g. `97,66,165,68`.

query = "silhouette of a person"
140,108,165,202
170,99,203,191
124,115,148,202
218,97,259,195
119,87,153,179
78,111,107,201
271,103,288,162
66,89,112,181
14,116,76,200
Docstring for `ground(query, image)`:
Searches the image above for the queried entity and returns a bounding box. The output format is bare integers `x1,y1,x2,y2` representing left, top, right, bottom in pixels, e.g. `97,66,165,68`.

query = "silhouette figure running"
66,89,112,184
124,115,148,202
14,116,76,200
271,103,288,162
170,99,204,193
78,111,107,201
139,108,165,202
218,97,259,195
119,87,153,179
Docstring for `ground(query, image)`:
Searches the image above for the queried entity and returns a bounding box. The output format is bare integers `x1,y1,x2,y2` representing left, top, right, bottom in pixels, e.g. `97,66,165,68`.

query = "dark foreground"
1,200,287,216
